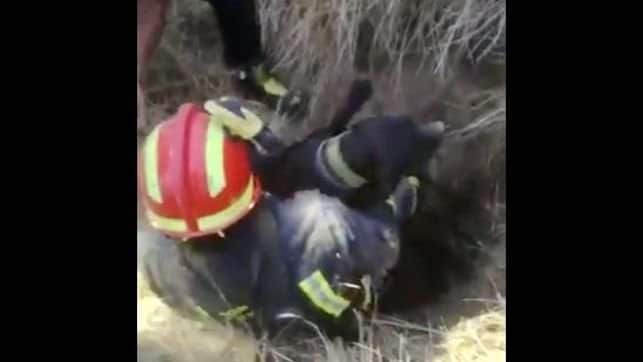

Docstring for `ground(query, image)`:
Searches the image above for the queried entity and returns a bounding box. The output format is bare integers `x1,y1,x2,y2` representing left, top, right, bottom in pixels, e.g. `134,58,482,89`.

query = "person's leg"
137,0,171,130
204,0,307,117
204,0,263,68
138,0,171,81
138,82,147,132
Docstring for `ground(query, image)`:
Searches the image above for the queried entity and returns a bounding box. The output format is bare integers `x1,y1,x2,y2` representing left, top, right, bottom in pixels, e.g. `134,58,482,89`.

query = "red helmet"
138,102,262,240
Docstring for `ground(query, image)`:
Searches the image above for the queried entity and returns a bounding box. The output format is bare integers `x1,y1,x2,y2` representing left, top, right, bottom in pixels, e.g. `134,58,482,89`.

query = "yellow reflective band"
204,100,262,140
205,120,226,198
298,270,350,318
324,134,368,188
262,77,288,97
197,177,255,232
144,125,163,203
146,209,187,233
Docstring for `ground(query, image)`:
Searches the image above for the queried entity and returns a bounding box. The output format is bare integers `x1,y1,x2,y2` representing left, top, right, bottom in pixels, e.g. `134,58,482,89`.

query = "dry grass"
137,272,258,362
137,264,505,362
257,0,505,87
137,228,506,361
253,0,506,142
142,0,506,137
433,311,505,362
138,0,506,360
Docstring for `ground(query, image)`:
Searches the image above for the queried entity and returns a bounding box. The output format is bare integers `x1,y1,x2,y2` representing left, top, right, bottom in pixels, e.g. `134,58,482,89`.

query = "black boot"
234,63,309,122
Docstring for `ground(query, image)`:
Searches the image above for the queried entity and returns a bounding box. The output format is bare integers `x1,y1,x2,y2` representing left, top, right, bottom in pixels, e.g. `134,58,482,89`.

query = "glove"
385,176,420,222
204,97,265,140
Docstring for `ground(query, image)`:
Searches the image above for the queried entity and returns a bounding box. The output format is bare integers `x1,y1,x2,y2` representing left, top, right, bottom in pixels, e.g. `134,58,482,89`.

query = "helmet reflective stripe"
298,270,350,317
323,133,367,188
197,176,256,232
205,120,226,198
143,125,163,203
146,209,187,233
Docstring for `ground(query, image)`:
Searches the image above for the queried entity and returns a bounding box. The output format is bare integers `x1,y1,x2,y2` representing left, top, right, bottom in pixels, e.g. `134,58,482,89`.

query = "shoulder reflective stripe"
298,270,350,317
324,133,368,188
146,209,187,233
262,77,288,97
144,125,163,203
197,177,255,232
205,120,226,198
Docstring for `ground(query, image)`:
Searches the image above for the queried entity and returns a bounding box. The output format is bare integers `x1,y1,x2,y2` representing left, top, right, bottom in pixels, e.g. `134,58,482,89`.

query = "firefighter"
138,100,443,341
137,0,305,130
